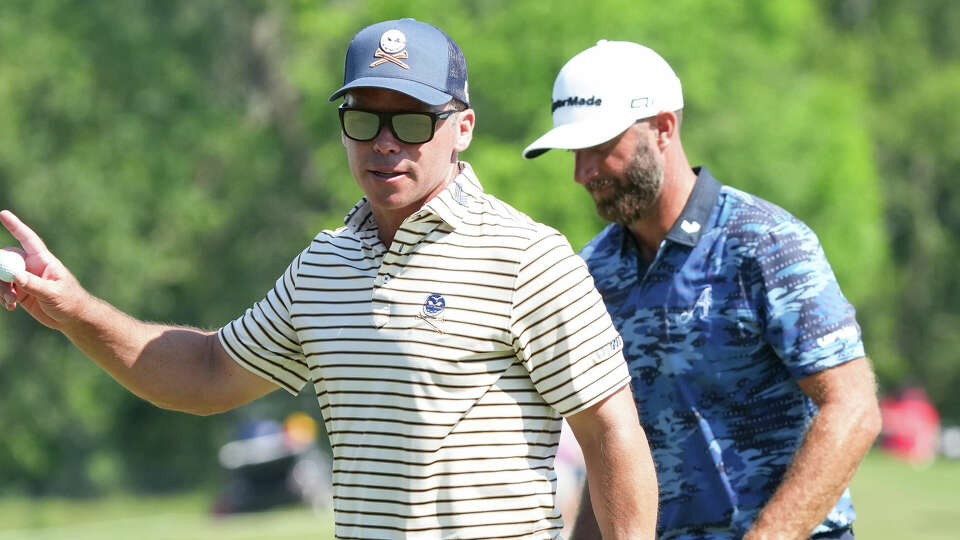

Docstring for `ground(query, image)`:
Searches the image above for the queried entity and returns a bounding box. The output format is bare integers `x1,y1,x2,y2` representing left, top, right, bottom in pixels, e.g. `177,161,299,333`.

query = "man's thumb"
13,271,52,299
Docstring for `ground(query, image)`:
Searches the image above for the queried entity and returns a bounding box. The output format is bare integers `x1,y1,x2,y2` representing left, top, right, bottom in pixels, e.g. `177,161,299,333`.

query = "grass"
0,450,957,539
0,491,334,540
849,451,960,539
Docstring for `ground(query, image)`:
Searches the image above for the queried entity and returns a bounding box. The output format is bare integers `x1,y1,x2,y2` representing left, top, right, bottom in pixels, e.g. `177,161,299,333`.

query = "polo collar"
343,198,379,240
419,161,483,229
663,166,722,247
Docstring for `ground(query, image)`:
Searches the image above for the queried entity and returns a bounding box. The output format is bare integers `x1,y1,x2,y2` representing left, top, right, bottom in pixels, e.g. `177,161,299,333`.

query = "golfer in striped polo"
1,19,658,539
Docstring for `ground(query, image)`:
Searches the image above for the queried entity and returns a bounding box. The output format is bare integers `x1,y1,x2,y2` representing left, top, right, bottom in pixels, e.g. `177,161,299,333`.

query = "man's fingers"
0,210,51,255
11,271,59,311
12,270,51,300
1,283,15,310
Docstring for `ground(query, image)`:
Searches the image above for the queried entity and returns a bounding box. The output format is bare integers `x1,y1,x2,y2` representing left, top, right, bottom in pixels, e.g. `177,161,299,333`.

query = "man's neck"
373,163,460,247
373,212,403,249
626,165,698,263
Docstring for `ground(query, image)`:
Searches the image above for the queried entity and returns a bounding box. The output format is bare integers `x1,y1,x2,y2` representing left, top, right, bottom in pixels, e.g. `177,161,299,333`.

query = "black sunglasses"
338,106,457,145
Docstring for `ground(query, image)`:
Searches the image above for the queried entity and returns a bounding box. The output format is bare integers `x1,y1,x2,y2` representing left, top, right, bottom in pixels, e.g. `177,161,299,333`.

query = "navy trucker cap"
329,18,470,106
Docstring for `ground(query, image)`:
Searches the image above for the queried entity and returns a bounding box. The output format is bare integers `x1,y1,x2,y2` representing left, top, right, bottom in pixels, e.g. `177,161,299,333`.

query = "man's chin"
593,198,617,219
595,208,622,224
596,204,650,226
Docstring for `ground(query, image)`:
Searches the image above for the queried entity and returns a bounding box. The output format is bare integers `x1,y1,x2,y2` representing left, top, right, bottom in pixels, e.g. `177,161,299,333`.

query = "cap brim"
329,77,452,106
522,116,637,159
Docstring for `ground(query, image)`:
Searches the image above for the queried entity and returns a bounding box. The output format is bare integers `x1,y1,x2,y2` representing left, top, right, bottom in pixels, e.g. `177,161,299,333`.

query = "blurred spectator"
940,425,960,459
214,413,331,514
878,386,940,466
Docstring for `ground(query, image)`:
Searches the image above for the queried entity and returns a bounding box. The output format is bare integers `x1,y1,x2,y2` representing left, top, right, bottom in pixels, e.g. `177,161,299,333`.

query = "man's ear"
652,110,678,151
453,108,476,152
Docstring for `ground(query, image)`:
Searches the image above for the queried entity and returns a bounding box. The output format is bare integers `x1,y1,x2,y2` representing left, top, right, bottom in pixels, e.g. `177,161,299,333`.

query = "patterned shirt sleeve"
757,219,865,378
218,251,309,395
510,224,631,416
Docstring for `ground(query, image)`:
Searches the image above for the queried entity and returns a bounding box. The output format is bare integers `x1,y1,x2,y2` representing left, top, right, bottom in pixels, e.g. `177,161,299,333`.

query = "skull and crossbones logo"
371,29,410,69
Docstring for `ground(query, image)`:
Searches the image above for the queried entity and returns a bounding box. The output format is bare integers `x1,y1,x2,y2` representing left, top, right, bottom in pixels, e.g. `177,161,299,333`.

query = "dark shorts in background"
811,527,854,539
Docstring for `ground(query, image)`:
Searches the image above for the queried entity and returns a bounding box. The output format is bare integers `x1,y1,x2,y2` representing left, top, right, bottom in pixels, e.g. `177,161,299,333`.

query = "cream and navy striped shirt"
219,162,630,539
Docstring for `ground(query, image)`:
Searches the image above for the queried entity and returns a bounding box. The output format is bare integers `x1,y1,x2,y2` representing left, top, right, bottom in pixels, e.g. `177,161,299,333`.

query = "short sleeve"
758,220,865,378
218,251,310,395
510,225,631,416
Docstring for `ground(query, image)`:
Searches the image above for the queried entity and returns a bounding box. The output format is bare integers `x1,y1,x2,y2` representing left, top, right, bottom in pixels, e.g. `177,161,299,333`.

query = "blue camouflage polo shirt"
579,167,864,539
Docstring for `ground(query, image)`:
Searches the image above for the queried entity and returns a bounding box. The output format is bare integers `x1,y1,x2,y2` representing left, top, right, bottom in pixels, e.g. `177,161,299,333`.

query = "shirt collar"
343,161,483,235
343,198,379,240
420,161,483,229
663,166,722,247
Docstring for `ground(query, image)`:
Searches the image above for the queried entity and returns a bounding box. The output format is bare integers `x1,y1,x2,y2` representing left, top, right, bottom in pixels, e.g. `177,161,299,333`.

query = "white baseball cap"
523,40,683,159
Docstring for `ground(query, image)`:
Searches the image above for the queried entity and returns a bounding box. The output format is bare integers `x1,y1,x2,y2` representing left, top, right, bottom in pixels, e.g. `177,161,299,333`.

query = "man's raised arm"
1,209,277,415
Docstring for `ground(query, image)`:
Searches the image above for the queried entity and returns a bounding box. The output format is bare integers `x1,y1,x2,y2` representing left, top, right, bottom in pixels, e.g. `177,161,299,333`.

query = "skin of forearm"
571,392,658,539
59,294,223,415
746,397,881,539
583,446,627,538
580,425,658,538
572,426,658,540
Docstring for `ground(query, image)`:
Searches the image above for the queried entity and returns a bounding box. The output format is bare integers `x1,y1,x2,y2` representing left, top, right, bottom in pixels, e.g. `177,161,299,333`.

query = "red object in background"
878,387,940,465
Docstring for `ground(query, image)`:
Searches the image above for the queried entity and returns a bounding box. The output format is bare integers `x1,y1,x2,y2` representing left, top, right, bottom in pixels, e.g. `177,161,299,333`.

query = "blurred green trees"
823,0,960,422
0,0,956,495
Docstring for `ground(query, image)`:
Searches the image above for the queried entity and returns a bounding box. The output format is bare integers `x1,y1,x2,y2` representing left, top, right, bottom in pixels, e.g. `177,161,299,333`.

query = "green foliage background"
0,0,956,495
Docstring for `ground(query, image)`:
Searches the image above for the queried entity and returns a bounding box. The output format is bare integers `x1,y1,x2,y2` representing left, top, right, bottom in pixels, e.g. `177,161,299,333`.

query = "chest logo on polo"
679,286,712,324
371,29,410,69
418,293,446,333
422,293,445,317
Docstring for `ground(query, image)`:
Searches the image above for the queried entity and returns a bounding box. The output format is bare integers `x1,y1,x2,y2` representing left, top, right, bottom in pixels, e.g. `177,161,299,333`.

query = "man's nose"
574,150,598,185
372,123,401,153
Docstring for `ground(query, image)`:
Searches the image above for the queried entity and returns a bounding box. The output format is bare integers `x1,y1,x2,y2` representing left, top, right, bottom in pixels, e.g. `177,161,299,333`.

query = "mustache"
586,177,616,192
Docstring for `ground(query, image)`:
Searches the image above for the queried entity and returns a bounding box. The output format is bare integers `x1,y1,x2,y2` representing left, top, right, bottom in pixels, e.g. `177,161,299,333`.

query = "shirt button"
383,275,391,282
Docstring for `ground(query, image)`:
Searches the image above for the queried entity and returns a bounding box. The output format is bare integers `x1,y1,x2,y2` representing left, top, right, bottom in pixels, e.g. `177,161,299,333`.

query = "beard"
587,139,664,225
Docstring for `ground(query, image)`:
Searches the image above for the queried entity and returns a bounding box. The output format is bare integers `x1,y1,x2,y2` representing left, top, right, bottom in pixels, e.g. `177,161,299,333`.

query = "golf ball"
0,248,25,283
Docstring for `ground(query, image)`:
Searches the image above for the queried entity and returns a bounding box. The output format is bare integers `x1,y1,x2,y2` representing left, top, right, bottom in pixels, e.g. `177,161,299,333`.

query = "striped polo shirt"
219,162,630,539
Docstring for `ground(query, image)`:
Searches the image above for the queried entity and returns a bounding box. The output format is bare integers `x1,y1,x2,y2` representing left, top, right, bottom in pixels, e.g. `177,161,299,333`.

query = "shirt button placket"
372,270,391,328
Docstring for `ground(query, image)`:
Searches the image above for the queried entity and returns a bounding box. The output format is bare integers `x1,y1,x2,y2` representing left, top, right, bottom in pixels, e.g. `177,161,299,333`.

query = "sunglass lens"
342,110,380,140
392,113,434,144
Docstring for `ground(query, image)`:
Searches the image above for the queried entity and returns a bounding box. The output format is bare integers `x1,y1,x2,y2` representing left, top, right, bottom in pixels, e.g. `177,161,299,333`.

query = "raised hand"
0,210,91,330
